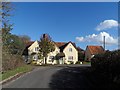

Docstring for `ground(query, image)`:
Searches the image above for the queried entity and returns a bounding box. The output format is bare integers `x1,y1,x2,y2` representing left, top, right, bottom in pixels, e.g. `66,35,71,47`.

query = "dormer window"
69,48,72,52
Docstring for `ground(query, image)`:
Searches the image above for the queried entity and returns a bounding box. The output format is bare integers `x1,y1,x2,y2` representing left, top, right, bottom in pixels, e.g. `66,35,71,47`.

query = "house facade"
85,45,104,61
22,41,78,64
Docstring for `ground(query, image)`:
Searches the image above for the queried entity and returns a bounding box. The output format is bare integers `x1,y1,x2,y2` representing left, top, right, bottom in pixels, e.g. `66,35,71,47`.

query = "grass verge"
82,61,91,64
1,65,33,81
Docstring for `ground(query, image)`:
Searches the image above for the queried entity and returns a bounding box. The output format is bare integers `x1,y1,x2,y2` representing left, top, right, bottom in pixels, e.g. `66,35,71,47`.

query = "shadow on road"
49,66,115,89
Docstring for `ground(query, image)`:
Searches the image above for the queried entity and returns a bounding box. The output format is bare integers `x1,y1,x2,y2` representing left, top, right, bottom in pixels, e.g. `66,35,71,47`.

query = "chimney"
43,34,48,40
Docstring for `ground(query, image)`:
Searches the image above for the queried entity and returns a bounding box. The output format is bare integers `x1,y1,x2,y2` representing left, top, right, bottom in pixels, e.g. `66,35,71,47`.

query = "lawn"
1,65,33,81
82,61,91,64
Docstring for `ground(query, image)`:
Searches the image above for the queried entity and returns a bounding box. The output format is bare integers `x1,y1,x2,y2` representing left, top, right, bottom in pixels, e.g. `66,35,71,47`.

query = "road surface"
2,64,91,88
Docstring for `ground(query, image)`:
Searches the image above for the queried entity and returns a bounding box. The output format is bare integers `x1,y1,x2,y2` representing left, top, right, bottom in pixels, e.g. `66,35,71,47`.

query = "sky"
11,2,118,50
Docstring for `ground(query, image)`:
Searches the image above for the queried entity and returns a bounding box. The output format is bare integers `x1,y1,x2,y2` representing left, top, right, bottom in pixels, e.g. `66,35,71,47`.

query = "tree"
1,2,25,72
77,47,85,61
1,2,13,54
39,34,55,64
19,35,31,45
8,34,26,55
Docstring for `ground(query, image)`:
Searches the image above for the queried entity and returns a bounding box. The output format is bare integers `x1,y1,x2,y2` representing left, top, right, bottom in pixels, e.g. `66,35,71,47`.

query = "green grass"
83,61,91,64
1,65,33,81
0,73,2,81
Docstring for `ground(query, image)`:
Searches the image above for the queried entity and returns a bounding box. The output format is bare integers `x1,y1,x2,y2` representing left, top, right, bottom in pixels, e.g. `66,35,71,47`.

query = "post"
103,36,105,50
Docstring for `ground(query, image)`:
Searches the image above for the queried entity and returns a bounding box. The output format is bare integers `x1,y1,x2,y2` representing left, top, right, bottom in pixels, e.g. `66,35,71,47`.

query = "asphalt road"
2,64,91,88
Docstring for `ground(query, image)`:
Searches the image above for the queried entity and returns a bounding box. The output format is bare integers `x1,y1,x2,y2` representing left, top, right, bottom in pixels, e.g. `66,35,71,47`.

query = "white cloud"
76,32,117,45
76,37,84,42
96,20,118,31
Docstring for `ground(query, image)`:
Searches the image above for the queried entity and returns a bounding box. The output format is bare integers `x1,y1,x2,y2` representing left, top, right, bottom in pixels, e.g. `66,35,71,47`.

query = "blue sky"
11,2,118,50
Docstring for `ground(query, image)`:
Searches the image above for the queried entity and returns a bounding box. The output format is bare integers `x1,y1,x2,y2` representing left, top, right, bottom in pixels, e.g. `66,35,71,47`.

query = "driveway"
2,64,100,89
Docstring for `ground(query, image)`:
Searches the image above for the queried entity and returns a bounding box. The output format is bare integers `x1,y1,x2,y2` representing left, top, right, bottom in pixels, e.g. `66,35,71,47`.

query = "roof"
87,45,104,55
22,41,78,55
22,41,34,55
55,42,67,48
56,52,65,57
55,41,77,52
26,41,34,47
77,46,84,52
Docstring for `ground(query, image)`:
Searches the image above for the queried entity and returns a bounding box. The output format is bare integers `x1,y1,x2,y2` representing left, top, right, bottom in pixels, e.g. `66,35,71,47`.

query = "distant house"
85,45,104,61
22,41,78,64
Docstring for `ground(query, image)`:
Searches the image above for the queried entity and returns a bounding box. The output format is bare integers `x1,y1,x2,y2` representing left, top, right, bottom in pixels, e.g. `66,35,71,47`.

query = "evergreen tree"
39,34,55,64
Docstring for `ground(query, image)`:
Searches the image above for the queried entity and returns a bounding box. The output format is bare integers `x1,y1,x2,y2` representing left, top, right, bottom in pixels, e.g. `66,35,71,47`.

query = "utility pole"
103,36,105,50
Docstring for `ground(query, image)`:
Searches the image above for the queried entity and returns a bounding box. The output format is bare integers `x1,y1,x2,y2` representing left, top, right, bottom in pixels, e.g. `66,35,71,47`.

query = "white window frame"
69,48,72,52
35,47,39,51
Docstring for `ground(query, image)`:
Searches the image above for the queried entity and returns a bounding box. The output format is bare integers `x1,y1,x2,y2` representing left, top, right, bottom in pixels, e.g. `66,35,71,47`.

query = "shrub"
68,61,73,64
2,54,24,72
75,61,81,64
91,50,120,84
31,60,37,65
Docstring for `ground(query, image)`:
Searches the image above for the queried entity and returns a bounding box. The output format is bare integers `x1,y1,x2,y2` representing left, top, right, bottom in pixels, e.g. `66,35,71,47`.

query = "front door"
59,57,64,64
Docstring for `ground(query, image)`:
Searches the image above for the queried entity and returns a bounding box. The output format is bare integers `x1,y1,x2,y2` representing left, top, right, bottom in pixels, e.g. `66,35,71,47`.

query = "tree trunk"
45,57,47,64
43,57,47,64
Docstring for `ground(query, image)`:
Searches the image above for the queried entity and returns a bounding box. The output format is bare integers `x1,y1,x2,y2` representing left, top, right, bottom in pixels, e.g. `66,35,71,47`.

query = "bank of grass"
82,61,91,64
1,65,33,81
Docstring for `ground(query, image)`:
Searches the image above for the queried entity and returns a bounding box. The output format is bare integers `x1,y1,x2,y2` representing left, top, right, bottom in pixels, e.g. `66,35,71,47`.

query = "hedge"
91,50,120,84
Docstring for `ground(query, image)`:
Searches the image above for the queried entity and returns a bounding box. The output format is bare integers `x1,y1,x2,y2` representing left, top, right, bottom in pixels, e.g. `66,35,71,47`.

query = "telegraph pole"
103,36,105,50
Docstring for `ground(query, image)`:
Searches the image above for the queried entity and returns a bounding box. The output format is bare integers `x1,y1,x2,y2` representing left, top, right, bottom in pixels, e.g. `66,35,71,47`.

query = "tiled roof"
55,41,78,52
77,46,84,51
55,42,67,48
26,41,34,47
87,45,104,55
22,41,78,55
22,41,34,55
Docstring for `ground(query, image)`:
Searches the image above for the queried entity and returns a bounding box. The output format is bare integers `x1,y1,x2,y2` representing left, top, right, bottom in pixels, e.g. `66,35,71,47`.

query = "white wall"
28,41,39,55
47,45,60,64
63,43,78,64
27,41,78,64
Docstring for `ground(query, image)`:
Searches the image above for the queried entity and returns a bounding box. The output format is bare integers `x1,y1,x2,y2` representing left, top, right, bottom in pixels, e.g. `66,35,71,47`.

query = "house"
22,41,78,64
22,41,39,63
85,45,104,61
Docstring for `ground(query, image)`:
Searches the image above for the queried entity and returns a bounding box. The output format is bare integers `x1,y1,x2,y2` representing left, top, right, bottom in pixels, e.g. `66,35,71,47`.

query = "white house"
22,41,78,64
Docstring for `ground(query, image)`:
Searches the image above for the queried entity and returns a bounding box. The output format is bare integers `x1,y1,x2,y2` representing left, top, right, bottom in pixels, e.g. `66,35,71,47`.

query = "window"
69,48,72,52
68,56,73,60
33,55,38,60
35,47,39,51
49,56,54,60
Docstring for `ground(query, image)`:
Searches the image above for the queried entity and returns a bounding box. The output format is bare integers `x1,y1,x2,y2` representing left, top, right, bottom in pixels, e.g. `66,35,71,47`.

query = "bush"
91,50,120,84
75,61,81,64
68,61,73,64
31,60,37,65
2,54,24,72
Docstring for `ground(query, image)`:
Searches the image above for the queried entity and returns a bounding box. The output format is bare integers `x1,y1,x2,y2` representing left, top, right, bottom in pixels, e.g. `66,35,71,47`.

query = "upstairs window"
69,48,72,52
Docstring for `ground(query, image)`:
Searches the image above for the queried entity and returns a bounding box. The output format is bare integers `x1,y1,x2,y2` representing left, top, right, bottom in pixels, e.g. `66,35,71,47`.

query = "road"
2,64,91,88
